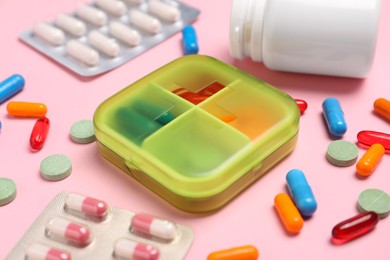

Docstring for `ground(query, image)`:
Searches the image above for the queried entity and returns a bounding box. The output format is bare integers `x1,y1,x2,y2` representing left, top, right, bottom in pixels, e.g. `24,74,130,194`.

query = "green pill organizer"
93,55,300,213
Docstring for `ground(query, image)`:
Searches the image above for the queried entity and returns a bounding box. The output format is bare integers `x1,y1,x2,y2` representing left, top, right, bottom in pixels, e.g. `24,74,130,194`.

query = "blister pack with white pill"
6,192,194,259
19,0,200,77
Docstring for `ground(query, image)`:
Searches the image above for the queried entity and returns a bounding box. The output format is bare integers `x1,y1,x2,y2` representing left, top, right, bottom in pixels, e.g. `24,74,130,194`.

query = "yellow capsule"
356,143,385,177
7,101,47,117
274,193,304,234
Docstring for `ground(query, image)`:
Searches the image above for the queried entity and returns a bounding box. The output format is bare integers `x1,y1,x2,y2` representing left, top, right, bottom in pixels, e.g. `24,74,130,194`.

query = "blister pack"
19,0,200,77
6,192,194,259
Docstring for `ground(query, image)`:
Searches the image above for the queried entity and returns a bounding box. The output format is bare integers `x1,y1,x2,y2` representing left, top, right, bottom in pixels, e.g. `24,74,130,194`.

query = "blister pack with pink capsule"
6,192,194,259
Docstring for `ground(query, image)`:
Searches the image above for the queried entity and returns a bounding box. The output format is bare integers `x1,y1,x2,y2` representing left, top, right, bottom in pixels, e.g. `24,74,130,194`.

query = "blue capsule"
322,97,347,138
182,25,198,55
0,74,25,104
286,169,317,217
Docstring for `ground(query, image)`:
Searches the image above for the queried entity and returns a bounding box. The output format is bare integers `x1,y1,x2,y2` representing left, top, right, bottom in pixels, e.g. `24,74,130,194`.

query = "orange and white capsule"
7,101,47,117
25,243,72,260
129,9,162,34
374,98,390,121
274,193,304,234
65,193,109,218
46,217,92,246
356,143,385,177
131,214,177,240
114,238,160,260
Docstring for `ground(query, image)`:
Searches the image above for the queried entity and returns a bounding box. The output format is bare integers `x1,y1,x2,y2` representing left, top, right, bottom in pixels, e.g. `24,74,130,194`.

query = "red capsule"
332,212,379,245
357,130,390,153
294,99,307,115
198,81,225,96
172,88,208,104
30,117,50,151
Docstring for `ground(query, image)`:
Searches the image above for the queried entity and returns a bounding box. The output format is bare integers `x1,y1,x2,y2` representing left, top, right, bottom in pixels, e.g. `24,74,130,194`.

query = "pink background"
1,0,390,259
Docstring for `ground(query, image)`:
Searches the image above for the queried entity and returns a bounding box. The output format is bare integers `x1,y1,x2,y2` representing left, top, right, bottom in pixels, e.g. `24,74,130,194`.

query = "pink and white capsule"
129,9,162,34
148,0,181,22
25,243,72,260
131,214,177,240
114,238,160,260
65,193,109,217
46,217,92,246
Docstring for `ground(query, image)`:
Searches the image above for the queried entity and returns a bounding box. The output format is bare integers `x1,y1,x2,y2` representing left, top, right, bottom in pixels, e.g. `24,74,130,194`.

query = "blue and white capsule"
286,169,317,217
182,25,198,55
0,74,25,104
322,97,347,138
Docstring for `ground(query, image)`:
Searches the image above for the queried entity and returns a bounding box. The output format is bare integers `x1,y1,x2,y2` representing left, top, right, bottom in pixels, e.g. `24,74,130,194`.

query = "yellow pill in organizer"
54,13,86,37
33,22,65,46
75,3,107,27
96,0,127,16
109,21,141,47
129,9,162,34
88,30,120,57
148,0,181,23
7,101,47,117
66,40,100,66
274,193,304,234
356,143,385,177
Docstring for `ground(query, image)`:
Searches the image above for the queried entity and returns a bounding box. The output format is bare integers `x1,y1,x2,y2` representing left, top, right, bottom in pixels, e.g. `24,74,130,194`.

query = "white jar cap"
229,0,266,61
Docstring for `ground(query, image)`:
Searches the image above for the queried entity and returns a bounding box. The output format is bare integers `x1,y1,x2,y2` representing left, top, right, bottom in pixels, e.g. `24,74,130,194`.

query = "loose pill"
274,193,304,234
25,243,72,260
322,97,347,138
182,25,198,55
207,245,259,260
286,169,317,217
40,154,72,181
96,0,127,16
65,193,109,218
46,217,92,246
148,0,181,22
374,98,390,121
326,140,359,167
66,40,100,66
356,143,385,177
88,30,120,57
131,214,177,240
129,9,162,34
30,117,50,151
332,212,379,244
54,13,86,37
0,178,17,206
114,238,160,260
70,119,96,144
33,22,65,46
109,21,141,47
7,101,47,117
0,74,25,104
294,99,308,115
357,130,390,152
75,4,107,26
358,189,390,219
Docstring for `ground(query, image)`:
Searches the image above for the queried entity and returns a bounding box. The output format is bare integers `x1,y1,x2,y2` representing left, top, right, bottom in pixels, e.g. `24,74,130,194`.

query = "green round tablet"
40,154,72,181
0,178,17,206
326,140,359,167
358,188,390,219
70,120,96,144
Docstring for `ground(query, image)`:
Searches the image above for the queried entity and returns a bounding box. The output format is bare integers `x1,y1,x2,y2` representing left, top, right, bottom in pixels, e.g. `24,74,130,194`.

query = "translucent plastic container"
93,55,300,213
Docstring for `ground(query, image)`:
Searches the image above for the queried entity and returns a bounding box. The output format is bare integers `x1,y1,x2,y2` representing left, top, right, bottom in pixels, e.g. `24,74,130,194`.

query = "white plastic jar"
229,0,382,78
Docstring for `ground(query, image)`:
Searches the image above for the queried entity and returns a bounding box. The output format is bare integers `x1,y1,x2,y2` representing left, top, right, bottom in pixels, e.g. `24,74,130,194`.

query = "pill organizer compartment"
94,55,300,213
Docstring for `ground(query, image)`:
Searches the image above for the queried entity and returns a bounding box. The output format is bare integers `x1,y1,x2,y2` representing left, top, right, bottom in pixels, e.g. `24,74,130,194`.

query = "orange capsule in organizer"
207,245,259,260
274,193,304,234
7,101,47,117
356,143,385,177
374,98,390,121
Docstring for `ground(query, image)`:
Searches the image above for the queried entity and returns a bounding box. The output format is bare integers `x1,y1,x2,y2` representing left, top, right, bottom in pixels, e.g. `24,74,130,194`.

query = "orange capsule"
374,98,390,121
207,245,259,260
274,193,304,234
7,101,47,117
356,143,385,177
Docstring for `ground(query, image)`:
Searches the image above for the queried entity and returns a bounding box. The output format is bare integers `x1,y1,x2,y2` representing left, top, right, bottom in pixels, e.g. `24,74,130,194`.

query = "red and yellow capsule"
356,143,385,177
7,101,47,117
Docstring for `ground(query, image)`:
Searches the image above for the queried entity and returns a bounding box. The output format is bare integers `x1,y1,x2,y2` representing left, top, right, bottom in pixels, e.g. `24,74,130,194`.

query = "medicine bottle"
229,0,382,78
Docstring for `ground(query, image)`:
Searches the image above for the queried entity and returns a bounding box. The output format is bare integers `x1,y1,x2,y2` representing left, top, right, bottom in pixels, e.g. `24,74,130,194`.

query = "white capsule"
114,238,160,260
131,214,177,240
88,30,120,57
75,3,107,26
54,14,86,37
66,40,100,66
123,0,145,4
109,21,141,46
95,0,127,16
148,0,181,23
65,193,109,218
25,243,72,260
46,217,93,246
129,9,162,34
33,22,65,46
